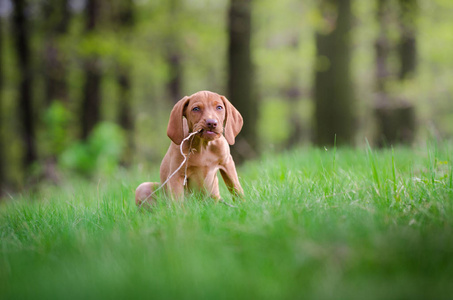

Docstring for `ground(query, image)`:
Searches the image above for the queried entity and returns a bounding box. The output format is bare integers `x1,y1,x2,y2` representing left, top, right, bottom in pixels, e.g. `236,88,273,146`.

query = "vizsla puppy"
135,91,244,207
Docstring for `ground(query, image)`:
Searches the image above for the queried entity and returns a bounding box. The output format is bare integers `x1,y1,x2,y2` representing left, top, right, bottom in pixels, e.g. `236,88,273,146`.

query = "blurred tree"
13,0,37,169
374,0,416,147
375,0,391,93
166,0,183,104
285,36,304,149
42,0,70,105
0,16,4,193
285,80,304,148
114,0,135,165
313,0,355,146
81,0,102,140
40,0,71,182
398,0,417,79
227,0,257,160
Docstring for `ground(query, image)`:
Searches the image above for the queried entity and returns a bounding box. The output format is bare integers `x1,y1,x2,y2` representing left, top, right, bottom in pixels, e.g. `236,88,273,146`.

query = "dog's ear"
167,96,190,145
221,96,243,145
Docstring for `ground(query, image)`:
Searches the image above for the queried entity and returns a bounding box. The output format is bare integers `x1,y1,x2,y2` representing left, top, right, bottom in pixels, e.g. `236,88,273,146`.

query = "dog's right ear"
221,96,243,145
167,96,190,145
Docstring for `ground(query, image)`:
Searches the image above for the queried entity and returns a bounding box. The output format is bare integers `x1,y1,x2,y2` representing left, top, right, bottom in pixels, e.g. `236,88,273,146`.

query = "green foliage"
1,145,453,299
59,122,126,176
42,101,72,156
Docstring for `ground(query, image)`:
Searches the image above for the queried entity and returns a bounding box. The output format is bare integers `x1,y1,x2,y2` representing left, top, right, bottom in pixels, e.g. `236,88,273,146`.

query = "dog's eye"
216,105,223,110
192,107,200,112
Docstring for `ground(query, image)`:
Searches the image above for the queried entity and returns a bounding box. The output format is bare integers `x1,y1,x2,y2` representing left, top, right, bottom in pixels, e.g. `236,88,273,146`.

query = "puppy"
135,91,244,206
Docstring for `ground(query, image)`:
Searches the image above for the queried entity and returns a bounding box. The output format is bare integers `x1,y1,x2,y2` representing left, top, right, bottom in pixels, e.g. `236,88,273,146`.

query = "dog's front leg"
160,148,187,201
166,174,185,201
220,157,244,201
205,172,221,201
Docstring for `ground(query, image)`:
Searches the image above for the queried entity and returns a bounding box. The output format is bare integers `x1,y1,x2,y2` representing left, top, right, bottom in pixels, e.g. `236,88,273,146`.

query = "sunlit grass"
1,143,453,299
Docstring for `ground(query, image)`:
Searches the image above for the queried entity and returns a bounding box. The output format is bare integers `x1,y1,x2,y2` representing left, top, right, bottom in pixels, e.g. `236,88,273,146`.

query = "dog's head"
167,91,243,145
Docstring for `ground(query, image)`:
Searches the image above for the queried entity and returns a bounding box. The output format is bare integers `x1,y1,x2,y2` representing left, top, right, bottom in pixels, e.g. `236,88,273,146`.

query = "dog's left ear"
167,96,190,145
221,96,243,145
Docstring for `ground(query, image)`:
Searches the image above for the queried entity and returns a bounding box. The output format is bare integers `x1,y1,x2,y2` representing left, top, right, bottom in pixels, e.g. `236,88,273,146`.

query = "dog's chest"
189,141,227,166
188,149,222,169
185,155,221,190
185,143,225,175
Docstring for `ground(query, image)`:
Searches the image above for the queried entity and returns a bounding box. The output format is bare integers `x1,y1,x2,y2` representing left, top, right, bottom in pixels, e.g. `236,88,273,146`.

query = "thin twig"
219,199,237,208
138,130,200,210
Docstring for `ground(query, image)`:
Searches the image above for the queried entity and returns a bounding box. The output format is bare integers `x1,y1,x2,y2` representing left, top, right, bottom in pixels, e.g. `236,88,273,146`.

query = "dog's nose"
206,118,218,129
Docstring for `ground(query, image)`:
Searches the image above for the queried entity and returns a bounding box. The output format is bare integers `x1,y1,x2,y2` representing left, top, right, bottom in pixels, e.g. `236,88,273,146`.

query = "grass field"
1,143,453,299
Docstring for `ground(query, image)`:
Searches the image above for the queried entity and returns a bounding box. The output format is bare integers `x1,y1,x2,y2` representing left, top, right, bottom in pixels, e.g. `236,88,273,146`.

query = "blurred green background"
0,0,452,193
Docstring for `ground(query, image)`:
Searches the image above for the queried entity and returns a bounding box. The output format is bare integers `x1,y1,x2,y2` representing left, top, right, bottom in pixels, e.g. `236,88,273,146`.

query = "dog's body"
135,91,244,206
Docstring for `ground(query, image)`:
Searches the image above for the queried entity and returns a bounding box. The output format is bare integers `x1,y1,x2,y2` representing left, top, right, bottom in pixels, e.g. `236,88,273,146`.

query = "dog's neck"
183,134,213,153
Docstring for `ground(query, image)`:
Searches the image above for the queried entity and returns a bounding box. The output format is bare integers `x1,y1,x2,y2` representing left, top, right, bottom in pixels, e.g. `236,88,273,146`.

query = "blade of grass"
366,139,380,194
391,146,398,201
450,164,453,190
332,134,337,195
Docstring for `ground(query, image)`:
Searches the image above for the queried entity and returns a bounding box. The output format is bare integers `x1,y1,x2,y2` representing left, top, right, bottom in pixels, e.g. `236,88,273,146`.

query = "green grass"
1,144,453,299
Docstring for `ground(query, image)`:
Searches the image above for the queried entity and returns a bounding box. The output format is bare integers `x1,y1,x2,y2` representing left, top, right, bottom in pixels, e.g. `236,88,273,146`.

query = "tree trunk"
81,0,102,140
117,70,133,165
115,0,134,133
0,18,4,194
375,0,391,93
374,97,415,146
118,71,132,133
166,0,183,104
43,0,70,105
285,70,304,149
13,0,37,169
398,0,417,80
373,0,416,147
313,0,355,146
227,0,257,161
115,0,135,165
166,51,183,104
81,59,101,140
285,86,304,148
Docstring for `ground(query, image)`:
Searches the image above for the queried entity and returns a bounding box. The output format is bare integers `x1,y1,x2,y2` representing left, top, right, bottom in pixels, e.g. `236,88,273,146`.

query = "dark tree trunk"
313,0,355,146
117,71,132,132
373,0,416,147
81,0,102,140
227,0,257,160
374,97,415,146
117,69,133,165
116,0,134,132
43,0,70,105
285,37,307,149
166,52,182,104
39,0,71,183
13,0,37,169
398,0,417,80
114,0,135,165
0,18,4,194
375,0,391,93
81,59,101,140
285,71,304,148
166,0,183,104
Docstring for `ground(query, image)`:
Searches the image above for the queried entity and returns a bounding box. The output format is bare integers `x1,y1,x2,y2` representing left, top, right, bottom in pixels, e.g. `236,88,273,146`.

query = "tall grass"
1,143,453,299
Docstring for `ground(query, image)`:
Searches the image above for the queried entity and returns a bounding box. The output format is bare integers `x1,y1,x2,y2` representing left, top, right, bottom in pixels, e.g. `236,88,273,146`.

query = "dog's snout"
206,118,218,129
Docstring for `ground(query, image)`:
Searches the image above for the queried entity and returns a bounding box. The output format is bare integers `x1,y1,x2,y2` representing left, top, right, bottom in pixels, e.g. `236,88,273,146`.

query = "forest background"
0,0,452,195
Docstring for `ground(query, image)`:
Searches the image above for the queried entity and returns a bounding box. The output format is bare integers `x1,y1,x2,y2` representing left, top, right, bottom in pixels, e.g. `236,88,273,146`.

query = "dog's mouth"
197,128,221,140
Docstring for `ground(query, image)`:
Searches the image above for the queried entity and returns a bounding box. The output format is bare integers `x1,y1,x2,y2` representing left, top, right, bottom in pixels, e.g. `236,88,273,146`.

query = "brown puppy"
135,91,244,206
